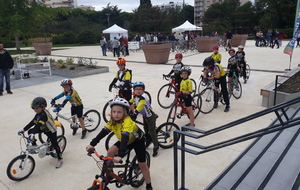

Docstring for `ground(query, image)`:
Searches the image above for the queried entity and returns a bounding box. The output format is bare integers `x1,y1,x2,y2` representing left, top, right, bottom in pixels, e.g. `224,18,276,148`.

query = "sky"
77,0,195,12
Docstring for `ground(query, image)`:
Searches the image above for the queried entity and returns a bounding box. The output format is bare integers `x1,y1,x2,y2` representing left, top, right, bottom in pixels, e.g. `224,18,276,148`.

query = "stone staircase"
205,106,300,190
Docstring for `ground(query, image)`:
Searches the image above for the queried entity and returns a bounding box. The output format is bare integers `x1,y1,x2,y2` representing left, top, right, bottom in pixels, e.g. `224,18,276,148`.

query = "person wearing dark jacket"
0,42,14,96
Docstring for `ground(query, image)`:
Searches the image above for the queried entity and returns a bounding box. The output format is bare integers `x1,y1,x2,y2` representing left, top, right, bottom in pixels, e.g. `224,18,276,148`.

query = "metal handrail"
173,96,300,190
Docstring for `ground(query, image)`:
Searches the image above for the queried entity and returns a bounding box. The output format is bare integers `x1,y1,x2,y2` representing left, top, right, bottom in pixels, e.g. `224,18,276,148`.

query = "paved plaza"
1,40,300,190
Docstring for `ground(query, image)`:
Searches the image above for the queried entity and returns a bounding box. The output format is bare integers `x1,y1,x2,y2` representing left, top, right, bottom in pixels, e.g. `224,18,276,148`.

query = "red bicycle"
157,74,197,109
166,93,202,124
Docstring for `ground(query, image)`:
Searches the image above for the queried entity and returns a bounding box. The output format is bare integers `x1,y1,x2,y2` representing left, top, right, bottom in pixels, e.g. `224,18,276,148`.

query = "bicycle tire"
232,80,242,99
190,94,201,119
190,78,197,96
38,122,65,143
167,103,178,123
144,91,152,104
50,135,67,158
7,154,35,181
130,151,150,187
157,84,176,109
156,122,180,149
198,77,207,94
200,87,215,114
105,132,117,151
84,109,101,132
87,184,109,190
102,100,112,123
246,64,250,79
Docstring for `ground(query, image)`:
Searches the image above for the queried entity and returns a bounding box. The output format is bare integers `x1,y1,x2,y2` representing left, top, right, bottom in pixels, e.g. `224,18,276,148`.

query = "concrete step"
206,106,300,190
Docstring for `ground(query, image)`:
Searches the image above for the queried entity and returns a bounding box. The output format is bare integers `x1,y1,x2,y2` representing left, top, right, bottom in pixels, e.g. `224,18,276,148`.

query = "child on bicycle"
211,45,222,64
129,81,159,157
167,53,184,90
235,45,247,84
109,58,132,101
176,66,195,127
227,49,240,91
202,56,230,112
51,79,87,139
18,97,63,168
86,98,153,190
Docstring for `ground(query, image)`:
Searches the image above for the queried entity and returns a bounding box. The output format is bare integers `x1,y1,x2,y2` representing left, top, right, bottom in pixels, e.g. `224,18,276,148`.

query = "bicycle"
199,79,227,114
239,62,250,81
102,84,152,123
228,70,242,99
104,120,180,150
39,104,101,143
87,148,150,190
157,74,197,109
167,93,202,123
7,133,67,181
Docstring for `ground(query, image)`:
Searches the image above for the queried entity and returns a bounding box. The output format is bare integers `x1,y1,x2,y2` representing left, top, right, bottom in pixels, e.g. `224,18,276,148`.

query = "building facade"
194,0,250,26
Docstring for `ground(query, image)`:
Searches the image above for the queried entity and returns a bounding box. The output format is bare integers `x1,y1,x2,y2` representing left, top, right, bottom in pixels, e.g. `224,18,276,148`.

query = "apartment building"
194,0,250,26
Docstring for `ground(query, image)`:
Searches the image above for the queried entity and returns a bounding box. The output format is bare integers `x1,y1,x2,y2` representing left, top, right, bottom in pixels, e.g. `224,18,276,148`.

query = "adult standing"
123,36,129,56
112,37,120,57
100,36,107,56
225,30,233,51
0,42,14,96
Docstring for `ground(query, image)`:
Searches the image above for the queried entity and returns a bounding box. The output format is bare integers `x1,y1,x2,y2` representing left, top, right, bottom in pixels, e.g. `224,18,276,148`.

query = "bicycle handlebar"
87,148,123,163
163,74,175,81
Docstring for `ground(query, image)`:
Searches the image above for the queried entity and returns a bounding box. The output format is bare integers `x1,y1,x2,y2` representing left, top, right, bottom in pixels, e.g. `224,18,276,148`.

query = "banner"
283,0,300,56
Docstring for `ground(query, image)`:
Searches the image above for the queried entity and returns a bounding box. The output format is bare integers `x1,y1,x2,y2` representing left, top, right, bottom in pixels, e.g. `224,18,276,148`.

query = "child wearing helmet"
18,97,63,168
202,56,230,112
176,66,195,127
51,79,87,139
211,45,222,64
86,98,153,190
129,81,159,157
236,45,247,83
167,53,184,90
109,58,132,101
227,48,240,89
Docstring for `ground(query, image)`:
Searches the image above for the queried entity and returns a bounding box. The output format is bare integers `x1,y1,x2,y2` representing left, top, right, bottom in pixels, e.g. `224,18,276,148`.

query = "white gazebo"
172,20,202,32
103,24,128,40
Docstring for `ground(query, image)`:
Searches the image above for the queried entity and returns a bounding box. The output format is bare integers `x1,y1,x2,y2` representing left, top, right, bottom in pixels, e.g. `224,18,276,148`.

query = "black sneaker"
0,93,3,96
213,102,218,108
72,127,78,136
153,146,159,157
224,105,230,112
81,129,87,139
7,90,13,94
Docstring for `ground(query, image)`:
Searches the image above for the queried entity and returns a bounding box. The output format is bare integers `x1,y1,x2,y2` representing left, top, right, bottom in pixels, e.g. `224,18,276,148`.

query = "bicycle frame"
20,133,53,157
88,148,142,189
53,108,80,127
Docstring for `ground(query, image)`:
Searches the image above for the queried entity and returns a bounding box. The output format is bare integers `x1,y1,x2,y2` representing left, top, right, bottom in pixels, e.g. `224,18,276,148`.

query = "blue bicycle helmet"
133,81,145,90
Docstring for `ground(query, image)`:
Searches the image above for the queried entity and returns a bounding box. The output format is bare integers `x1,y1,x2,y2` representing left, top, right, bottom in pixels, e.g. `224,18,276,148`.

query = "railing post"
274,75,279,106
180,128,188,190
174,130,178,190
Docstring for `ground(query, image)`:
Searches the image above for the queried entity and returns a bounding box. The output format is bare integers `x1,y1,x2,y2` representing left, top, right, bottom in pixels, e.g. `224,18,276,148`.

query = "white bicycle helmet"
238,45,244,49
61,79,73,86
110,97,130,109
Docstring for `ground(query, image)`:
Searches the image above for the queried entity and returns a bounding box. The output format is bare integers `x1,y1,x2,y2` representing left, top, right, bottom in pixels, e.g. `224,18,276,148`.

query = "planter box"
195,37,218,52
142,43,172,64
40,66,109,78
261,67,300,108
33,42,53,55
231,35,248,47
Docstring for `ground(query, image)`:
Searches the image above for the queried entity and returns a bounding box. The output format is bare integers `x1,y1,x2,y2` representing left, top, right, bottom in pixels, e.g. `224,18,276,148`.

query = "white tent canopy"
103,24,128,40
172,20,202,32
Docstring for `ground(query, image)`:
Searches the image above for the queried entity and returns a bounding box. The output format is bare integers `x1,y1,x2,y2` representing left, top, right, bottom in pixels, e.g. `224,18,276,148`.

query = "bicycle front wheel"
191,78,197,96
200,87,215,114
38,122,65,143
157,84,176,109
246,64,250,79
130,151,150,187
102,100,112,123
84,109,101,132
7,155,35,181
232,80,242,99
156,122,180,149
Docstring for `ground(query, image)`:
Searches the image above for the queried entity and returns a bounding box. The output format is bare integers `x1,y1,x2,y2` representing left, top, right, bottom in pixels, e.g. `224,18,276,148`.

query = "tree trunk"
14,33,21,51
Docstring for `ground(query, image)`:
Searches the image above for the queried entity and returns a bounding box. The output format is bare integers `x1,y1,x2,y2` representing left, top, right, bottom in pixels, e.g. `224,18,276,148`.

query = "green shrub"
69,66,76,70
77,30,97,44
60,32,77,44
66,57,74,65
59,63,67,69
52,35,62,45
0,38,16,48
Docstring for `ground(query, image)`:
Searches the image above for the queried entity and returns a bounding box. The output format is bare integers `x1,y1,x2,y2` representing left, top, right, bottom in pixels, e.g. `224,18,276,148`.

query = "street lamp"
105,13,110,28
